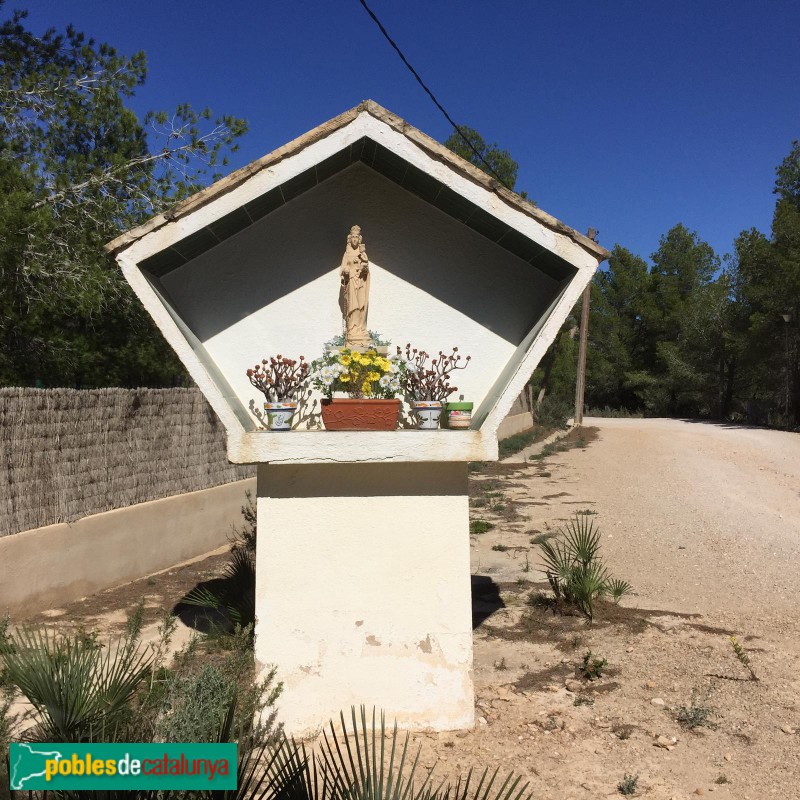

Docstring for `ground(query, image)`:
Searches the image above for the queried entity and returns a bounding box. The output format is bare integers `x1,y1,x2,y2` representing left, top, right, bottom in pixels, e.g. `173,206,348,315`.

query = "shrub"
535,395,571,430
532,515,632,622
470,520,494,534
580,650,607,681
182,546,256,632
676,701,716,730
0,624,152,742
617,773,639,795
0,612,282,796
229,490,257,554
181,495,258,634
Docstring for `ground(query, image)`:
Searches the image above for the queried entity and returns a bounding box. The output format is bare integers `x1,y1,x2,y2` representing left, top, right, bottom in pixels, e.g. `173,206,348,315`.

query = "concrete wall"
497,411,535,441
0,477,255,617
254,462,474,735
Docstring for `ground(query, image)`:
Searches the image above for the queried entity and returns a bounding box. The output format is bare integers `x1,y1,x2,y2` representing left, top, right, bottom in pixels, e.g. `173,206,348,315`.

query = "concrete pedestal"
254,462,474,736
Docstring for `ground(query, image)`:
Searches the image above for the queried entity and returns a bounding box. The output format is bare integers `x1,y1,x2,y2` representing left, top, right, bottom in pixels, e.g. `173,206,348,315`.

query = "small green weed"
573,695,594,707
617,773,639,795
470,520,494,534
676,702,716,730
576,508,597,516
580,650,607,681
715,775,729,785
491,544,509,552
529,591,555,610
730,635,758,680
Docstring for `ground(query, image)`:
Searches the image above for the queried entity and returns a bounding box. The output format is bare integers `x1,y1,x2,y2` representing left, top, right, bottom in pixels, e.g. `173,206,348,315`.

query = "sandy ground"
9,418,800,799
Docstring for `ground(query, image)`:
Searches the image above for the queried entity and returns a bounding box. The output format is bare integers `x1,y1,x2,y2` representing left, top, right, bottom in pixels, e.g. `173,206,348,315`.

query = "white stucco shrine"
107,100,609,735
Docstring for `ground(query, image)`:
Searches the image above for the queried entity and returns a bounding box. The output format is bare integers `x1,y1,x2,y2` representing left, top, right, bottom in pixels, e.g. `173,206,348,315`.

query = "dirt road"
557,418,800,627
425,418,800,799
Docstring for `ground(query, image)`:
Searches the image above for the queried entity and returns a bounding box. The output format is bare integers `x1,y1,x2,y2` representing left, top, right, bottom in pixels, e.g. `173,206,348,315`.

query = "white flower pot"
413,400,443,430
264,401,298,431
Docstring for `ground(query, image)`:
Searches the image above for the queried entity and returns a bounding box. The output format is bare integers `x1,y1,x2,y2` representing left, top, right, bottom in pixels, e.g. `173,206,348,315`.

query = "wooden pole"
574,283,591,426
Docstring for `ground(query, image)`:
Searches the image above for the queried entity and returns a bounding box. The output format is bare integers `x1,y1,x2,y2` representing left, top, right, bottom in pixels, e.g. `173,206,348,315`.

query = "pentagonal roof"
107,101,608,464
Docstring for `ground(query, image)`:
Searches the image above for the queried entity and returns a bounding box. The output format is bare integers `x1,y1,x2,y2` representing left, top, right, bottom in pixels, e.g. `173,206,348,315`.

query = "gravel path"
568,418,800,628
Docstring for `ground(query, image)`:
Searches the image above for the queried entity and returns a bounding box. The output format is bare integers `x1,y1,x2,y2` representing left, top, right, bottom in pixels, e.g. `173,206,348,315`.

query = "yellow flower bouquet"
310,348,405,400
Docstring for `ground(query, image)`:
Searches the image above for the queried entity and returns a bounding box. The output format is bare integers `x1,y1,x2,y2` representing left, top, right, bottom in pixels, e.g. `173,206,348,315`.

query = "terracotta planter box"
321,398,400,431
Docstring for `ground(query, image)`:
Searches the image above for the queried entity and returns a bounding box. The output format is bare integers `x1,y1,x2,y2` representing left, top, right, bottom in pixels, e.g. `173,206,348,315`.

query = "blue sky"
23,0,800,264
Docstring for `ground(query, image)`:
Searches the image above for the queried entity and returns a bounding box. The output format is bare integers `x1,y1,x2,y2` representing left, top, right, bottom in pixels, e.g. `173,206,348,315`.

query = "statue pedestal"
254,461,475,736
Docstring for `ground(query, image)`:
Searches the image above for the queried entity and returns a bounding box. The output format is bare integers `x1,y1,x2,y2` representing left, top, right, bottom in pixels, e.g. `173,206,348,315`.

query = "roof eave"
105,100,610,263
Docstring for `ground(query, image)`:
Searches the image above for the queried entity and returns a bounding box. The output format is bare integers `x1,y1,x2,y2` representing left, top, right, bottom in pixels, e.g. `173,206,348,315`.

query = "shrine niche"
107,101,609,735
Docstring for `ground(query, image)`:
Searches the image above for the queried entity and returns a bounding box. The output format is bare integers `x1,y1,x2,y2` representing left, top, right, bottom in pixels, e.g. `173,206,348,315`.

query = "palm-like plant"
266,707,535,800
182,546,257,631
532,515,632,623
0,626,152,743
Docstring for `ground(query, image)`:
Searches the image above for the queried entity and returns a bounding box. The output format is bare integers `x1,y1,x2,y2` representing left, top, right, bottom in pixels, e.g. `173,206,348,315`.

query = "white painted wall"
254,462,474,735
160,164,560,431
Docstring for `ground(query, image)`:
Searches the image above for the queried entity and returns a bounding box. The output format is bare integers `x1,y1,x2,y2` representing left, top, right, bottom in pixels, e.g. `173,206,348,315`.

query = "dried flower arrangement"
398,344,471,402
247,356,310,402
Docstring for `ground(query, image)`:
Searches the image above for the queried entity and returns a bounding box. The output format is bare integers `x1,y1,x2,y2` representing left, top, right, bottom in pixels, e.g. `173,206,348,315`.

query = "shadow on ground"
471,575,506,628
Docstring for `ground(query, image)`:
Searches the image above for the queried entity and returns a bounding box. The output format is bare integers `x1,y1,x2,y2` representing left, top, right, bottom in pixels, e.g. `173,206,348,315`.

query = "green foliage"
229,490,257,554
676,701,716,730
580,651,607,681
606,578,633,604
154,649,278,746
444,125,521,193
470,519,494,535
497,428,545,457
617,773,639,796
182,496,259,633
535,395,572,430
527,326,578,422
0,625,151,742
0,8,247,387
729,635,758,681
533,515,632,622
584,137,800,426
182,547,257,631
307,707,534,800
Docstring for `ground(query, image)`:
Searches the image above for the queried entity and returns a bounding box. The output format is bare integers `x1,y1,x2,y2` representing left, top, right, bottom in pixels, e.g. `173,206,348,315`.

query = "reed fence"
0,388,253,537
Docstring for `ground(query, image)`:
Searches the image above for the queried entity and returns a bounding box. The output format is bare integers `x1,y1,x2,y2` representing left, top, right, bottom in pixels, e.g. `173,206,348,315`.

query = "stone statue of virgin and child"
338,225,372,348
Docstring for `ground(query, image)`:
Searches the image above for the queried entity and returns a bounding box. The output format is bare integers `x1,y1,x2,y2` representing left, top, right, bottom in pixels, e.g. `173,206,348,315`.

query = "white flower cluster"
379,374,401,392
315,362,348,387
390,353,417,374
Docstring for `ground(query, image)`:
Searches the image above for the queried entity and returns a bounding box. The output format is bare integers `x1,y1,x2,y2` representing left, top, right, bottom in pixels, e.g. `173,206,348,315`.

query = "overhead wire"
356,0,514,191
